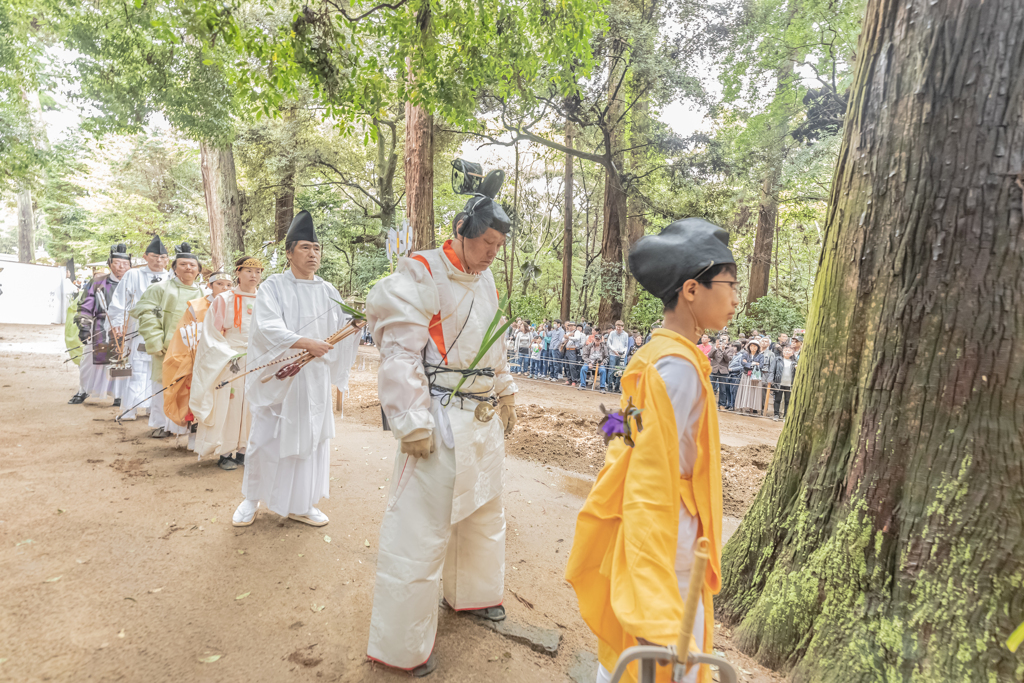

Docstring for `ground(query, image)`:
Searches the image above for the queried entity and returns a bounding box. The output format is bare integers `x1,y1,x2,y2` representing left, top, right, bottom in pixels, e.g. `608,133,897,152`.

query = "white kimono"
240,271,358,517
365,243,516,670
107,266,168,417
190,288,256,458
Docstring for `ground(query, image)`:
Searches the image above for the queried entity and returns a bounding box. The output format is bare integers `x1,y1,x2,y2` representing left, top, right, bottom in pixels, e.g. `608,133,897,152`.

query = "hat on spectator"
628,217,735,301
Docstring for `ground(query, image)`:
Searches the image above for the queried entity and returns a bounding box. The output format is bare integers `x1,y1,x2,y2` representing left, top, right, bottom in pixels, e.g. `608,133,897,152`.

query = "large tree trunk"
274,173,295,244
405,5,435,253
17,188,35,263
621,92,649,321
561,123,574,321
719,2,1024,681
200,142,244,270
598,36,627,327
746,171,778,305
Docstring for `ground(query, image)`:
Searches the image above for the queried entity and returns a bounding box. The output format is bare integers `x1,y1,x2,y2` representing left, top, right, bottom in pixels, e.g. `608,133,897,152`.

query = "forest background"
1,0,865,335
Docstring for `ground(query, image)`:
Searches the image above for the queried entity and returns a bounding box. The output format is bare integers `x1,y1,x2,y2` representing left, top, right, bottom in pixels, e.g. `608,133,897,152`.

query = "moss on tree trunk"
718,1,1024,681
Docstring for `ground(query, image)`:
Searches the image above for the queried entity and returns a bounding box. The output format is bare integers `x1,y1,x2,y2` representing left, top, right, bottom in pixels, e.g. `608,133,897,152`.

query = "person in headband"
566,217,739,683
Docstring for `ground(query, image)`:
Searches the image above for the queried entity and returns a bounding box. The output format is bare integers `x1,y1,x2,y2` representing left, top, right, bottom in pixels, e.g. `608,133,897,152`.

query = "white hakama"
239,271,358,517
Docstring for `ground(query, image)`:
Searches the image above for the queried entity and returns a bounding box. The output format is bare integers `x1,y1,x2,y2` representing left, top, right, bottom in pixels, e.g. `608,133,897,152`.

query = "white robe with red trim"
365,243,517,669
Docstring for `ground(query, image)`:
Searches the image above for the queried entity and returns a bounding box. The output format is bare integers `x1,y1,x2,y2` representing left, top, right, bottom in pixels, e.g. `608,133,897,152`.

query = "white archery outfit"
190,288,256,459
365,243,516,670
107,266,167,418
240,271,358,516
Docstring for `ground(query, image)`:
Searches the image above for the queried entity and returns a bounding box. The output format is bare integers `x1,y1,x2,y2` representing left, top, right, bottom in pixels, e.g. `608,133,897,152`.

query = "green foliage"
64,0,237,144
730,294,805,338
207,0,603,130
625,288,662,333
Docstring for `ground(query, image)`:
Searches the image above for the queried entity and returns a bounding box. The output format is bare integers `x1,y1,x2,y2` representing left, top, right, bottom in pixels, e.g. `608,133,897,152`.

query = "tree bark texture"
405,5,435,253
17,188,35,264
200,142,244,270
561,124,574,322
598,37,627,327
719,2,1024,682
375,117,399,234
622,91,650,321
747,170,778,305
404,102,434,252
274,173,295,244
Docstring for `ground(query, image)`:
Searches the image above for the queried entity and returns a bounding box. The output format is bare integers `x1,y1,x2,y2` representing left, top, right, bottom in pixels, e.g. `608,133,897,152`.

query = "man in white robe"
365,193,518,676
108,235,169,420
232,211,359,527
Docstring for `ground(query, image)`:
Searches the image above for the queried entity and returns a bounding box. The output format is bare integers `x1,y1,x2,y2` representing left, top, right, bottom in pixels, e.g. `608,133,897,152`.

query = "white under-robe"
191,288,255,459
239,271,358,517
107,266,168,417
365,244,517,670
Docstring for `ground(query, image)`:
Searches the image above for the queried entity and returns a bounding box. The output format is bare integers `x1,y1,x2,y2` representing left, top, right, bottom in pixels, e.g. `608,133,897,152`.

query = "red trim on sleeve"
411,253,448,364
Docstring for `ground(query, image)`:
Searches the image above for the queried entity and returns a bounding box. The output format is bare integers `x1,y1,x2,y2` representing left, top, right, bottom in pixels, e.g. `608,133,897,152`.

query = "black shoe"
411,652,437,677
69,392,88,404
463,604,506,622
234,452,245,466
149,428,171,438
218,455,238,471
112,398,121,407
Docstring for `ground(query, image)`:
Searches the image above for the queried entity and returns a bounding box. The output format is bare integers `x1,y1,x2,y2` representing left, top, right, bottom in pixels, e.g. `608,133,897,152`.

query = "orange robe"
565,329,723,683
162,296,211,427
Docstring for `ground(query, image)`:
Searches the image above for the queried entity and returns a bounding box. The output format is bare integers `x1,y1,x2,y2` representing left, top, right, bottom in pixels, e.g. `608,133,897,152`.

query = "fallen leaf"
210,517,217,524
235,591,250,601
0,657,7,664
324,535,331,544
311,603,325,613
364,539,370,547
58,509,66,514
298,553,304,557
76,559,87,564
15,539,33,547
488,655,500,662
117,629,125,638
44,576,62,583
378,485,384,489
149,588,163,593
124,597,136,602
237,550,245,555
198,654,222,663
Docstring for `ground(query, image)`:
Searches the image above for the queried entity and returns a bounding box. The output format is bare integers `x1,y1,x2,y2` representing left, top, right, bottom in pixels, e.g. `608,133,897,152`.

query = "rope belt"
425,362,498,408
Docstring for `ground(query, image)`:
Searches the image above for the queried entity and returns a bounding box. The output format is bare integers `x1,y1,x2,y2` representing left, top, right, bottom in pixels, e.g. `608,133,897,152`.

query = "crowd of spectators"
505,317,803,421
505,317,646,394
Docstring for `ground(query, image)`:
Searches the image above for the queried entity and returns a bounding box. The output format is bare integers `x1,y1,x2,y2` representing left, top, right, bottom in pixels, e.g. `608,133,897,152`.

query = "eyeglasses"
701,279,740,291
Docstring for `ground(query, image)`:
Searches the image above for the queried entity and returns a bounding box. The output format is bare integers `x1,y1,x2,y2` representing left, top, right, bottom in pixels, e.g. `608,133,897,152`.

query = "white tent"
0,260,75,325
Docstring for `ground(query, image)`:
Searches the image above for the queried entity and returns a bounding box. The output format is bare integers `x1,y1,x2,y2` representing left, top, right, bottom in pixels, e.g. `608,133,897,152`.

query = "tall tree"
719,2,1024,682
561,122,574,321
64,0,244,264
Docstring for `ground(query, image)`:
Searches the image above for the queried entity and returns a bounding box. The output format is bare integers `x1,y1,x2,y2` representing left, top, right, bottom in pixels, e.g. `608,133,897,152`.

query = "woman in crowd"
514,321,532,375
189,256,263,470
733,340,765,414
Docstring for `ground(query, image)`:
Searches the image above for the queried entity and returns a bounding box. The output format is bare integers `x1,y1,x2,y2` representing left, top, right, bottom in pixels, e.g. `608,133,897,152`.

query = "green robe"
130,277,203,381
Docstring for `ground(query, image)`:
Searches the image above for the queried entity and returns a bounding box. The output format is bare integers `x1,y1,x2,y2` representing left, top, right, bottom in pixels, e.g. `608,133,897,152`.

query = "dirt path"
0,324,783,683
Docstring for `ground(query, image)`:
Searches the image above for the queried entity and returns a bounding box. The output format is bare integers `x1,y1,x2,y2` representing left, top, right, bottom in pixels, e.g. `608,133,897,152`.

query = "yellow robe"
162,297,211,427
565,329,723,683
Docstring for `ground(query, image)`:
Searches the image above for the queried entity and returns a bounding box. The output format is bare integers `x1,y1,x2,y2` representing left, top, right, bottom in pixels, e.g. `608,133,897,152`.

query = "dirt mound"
721,443,776,517
507,404,608,475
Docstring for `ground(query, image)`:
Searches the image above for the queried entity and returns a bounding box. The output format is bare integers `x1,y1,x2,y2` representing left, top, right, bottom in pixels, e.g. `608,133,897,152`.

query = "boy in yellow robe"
565,218,739,683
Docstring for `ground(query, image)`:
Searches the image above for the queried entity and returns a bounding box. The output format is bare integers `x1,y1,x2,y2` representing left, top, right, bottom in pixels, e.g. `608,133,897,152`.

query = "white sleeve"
366,257,439,442
107,271,132,328
654,356,704,477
